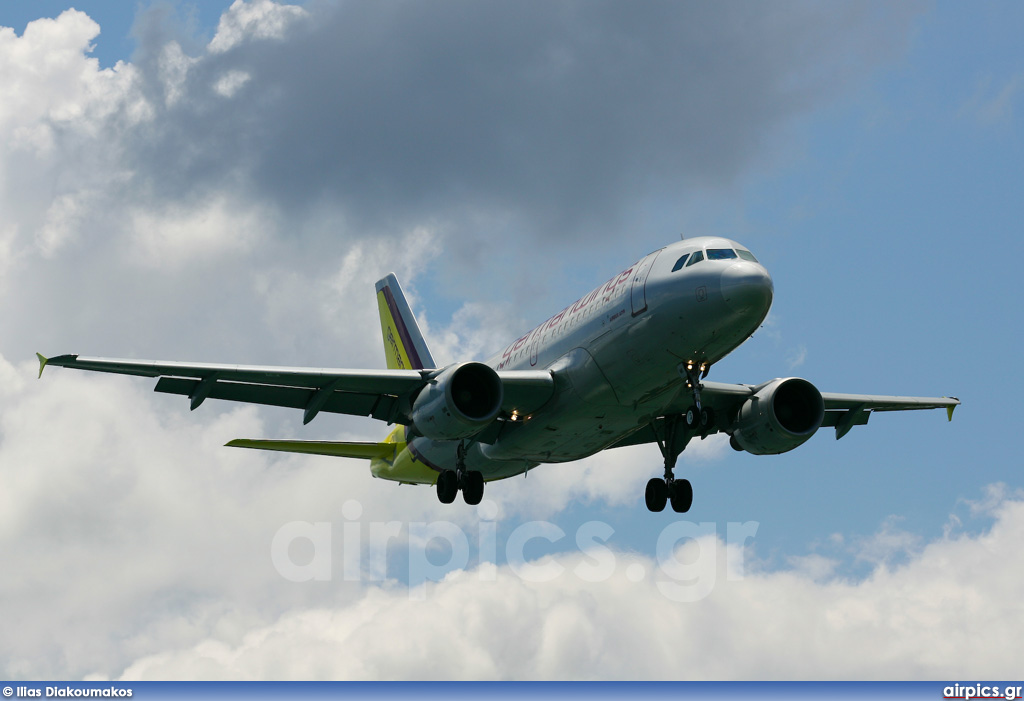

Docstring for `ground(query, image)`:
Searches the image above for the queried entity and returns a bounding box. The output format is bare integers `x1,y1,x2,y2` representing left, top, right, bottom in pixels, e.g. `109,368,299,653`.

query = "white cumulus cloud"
208,0,309,54
112,491,1024,680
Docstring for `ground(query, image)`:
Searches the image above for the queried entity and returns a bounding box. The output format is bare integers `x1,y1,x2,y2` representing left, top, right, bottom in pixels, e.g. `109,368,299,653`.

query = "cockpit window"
671,254,690,272
707,248,738,261
685,250,704,267
737,249,759,263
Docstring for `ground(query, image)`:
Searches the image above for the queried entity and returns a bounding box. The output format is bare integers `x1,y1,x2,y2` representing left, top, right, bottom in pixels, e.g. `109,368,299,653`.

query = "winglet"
36,353,48,379
947,402,957,422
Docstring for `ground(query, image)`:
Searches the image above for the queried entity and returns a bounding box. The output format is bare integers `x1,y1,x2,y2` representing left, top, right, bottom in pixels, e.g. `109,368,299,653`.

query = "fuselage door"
630,250,662,316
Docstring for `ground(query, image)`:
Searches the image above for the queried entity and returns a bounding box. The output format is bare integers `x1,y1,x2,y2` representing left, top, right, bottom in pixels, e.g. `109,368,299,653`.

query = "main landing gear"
436,441,485,506
645,362,714,513
645,414,694,513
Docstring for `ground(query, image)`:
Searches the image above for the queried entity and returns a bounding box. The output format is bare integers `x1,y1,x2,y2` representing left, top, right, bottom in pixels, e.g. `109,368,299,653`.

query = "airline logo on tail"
374,273,436,371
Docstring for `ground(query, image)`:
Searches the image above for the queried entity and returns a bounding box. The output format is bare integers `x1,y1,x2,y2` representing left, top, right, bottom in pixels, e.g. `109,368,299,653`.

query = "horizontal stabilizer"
226,439,396,460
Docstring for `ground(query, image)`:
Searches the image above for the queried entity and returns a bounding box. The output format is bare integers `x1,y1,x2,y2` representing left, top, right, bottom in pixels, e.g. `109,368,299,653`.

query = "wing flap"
154,377,402,421
820,408,871,429
606,423,661,450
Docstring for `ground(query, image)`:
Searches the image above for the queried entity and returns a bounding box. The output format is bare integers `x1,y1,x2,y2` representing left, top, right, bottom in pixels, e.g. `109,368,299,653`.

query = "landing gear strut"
645,414,694,513
647,362,718,513
680,361,714,435
436,441,485,506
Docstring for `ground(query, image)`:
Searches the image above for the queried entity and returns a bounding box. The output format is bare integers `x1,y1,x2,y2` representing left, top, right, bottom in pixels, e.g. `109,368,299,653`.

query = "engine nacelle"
410,362,503,440
730,377,824,455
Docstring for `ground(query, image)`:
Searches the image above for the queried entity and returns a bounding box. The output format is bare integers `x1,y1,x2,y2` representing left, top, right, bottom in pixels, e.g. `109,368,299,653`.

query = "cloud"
126,1,922,245
959,73,1024,126
1,2,926,278
0,344,715,678
127,195,272,267
112,490,1024,680
787,343,808,370
0,349,470,678
9,333,1013,682
208,0,308,54
0,2,927,361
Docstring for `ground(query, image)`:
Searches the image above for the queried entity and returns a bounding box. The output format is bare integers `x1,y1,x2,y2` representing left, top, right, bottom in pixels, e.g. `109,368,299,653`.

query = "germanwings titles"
38,237,959,512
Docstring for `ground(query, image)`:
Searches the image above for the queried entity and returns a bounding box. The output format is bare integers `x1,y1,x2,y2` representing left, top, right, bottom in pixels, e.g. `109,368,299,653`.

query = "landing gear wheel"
699,407,715,438
645,478,668,512
462,471,485,505
669,479,693,513
436,470,458,504
647,413,697,513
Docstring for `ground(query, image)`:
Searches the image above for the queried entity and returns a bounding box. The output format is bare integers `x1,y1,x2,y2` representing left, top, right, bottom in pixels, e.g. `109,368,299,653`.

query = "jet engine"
729,377,824,455
410,362,503,440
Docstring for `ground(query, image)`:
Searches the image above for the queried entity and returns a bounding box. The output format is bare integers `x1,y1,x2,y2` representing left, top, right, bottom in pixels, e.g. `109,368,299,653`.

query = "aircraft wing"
817,391,960,413
610,380,960,448
36,353,554,426
696,381,960,413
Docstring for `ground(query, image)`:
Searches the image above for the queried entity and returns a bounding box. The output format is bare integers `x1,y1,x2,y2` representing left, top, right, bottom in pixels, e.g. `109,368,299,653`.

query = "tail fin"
374,273,436,370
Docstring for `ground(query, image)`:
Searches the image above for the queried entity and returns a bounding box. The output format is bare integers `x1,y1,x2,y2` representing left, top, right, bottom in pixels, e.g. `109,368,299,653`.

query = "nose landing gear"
680,361,714,435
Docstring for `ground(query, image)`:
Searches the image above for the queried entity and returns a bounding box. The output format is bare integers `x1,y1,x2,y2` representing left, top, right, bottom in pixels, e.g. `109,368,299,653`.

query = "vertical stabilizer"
375,274,436,370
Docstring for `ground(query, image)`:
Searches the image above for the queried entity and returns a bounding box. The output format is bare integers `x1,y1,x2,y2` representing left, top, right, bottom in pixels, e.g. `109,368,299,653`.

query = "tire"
463,471,485,505
645,478,668,512
684,406,699,429
700,407,715,430
436,470,458,504
669,479,693,513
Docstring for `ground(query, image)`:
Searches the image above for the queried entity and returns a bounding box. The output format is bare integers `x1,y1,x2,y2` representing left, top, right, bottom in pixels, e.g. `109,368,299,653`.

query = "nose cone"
720,262,773,315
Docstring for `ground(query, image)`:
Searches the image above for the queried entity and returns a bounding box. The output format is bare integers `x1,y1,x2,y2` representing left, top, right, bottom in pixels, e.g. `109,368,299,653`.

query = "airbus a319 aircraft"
38,237,959,512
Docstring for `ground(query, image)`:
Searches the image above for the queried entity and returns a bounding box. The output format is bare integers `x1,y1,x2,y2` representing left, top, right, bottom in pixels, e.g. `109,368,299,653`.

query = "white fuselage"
408,237,774,480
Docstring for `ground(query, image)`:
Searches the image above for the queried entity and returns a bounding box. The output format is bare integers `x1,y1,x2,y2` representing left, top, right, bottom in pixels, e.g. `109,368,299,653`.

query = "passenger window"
685,250,704,266
671,254,690,272
737,249,758,262
707,248,738,260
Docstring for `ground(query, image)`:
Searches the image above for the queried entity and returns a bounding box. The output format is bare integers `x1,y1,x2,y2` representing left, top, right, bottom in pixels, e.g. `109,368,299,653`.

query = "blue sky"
0,0,1021,680
2,1,227,67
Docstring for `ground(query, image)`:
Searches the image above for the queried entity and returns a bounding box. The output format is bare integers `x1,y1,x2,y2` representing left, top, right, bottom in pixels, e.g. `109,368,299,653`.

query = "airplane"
37,236,959,512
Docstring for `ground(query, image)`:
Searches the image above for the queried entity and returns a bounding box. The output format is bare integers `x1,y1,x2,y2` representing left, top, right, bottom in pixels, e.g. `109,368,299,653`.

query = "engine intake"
730,377,824,455
410,362,503,440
